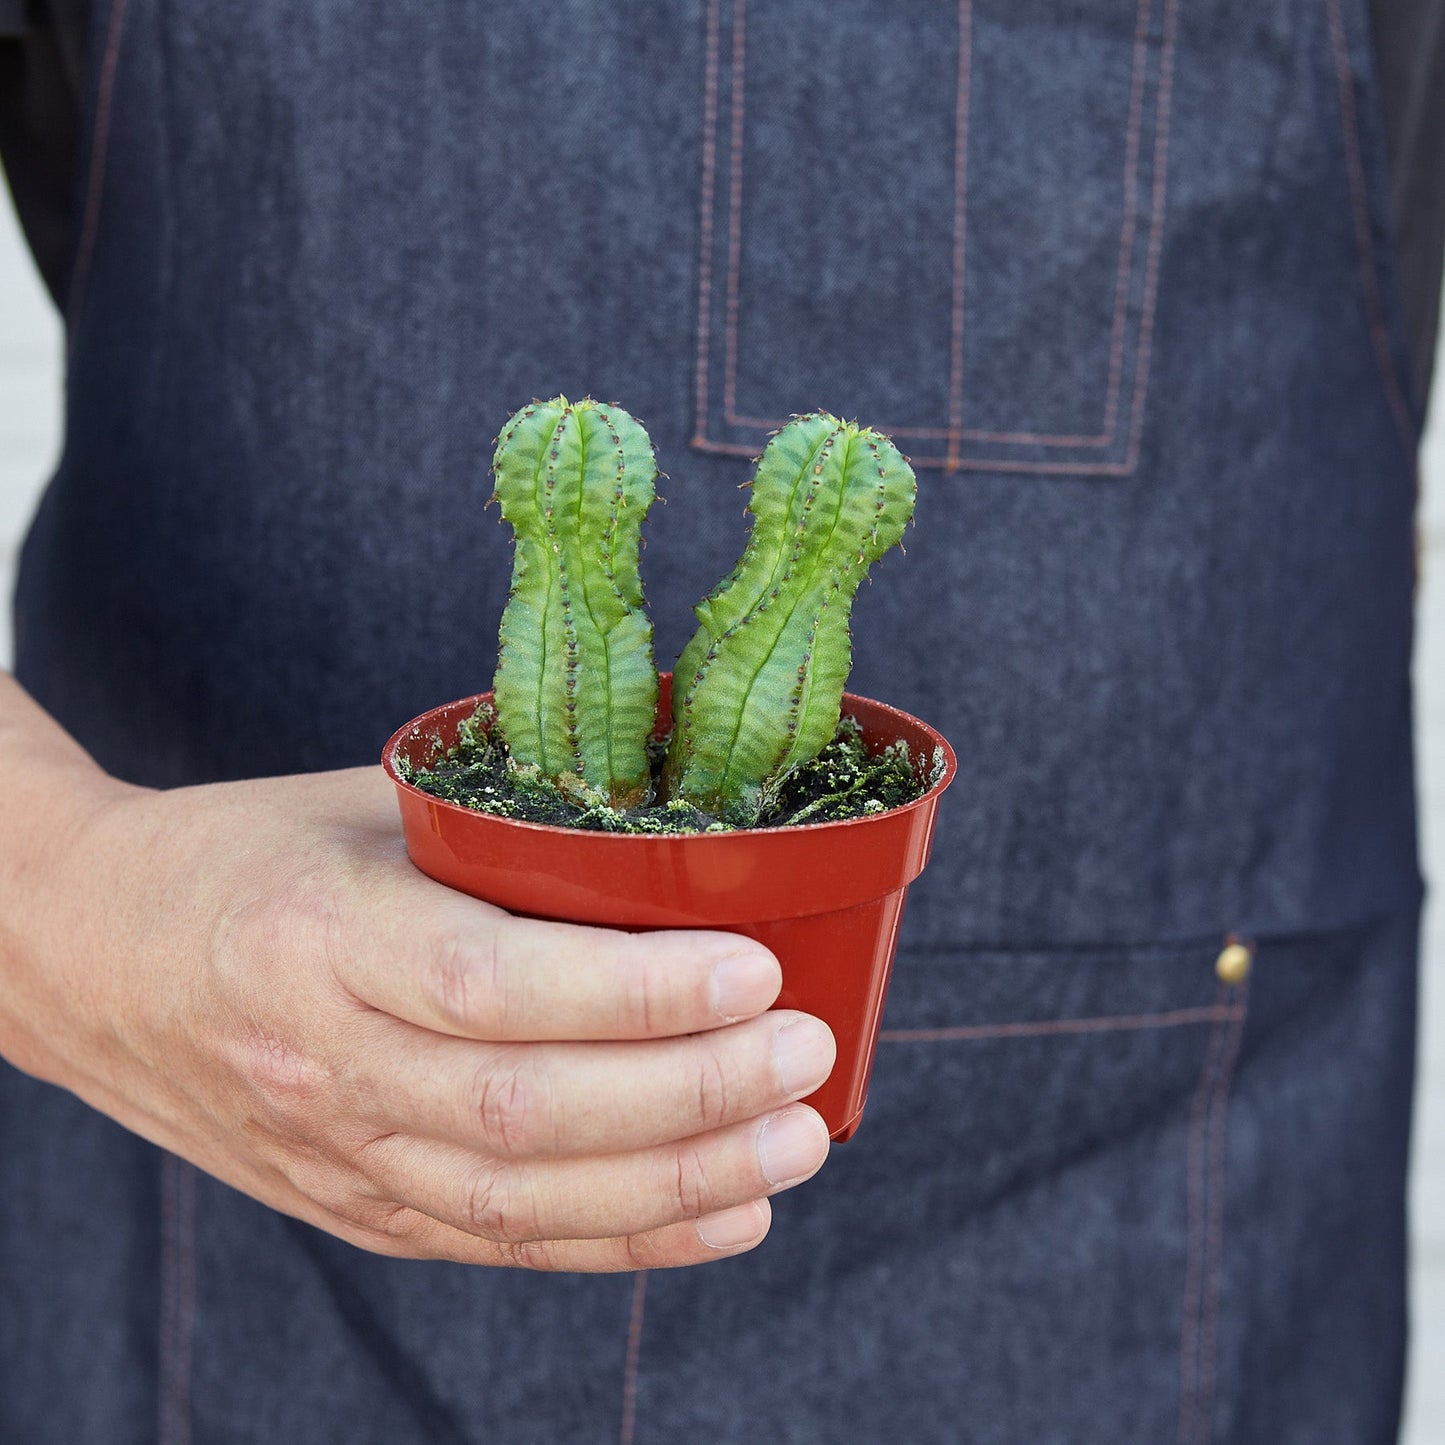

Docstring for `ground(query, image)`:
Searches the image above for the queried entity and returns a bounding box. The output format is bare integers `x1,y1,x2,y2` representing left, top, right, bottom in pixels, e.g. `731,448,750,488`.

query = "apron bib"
4,1,1423,1439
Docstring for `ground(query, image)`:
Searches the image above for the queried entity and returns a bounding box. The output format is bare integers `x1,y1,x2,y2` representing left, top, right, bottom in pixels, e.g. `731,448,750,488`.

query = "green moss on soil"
399,703,930,833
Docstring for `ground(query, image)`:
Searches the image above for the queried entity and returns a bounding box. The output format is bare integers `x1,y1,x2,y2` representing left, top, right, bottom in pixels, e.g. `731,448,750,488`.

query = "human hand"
0,762,835,1271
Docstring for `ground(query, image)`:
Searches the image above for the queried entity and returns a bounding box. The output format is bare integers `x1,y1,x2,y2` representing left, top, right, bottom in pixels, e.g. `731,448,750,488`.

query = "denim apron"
3,0,1426,1440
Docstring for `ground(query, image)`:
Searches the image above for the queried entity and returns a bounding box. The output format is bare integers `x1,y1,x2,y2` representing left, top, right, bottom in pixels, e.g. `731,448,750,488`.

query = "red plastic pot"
382,676,956,1141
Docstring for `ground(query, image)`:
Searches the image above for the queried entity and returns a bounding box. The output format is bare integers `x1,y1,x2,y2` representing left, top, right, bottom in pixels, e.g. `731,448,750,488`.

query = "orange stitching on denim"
693,436,1141,472
158,1156,176,1442
1323,0,1417,457
692,437,765,460
1122,0,1180,474
1176,986,1229,1445
945,0,974,472
698,0,1171,472
1186,982,1250,1445
66,0,131,351
721,420,1122,443
721,0,748,428
913,452,1133,473
879,1003,1242,1043
178,1164,196,1443
158,1157,196,1445
692,0,725,449
1100,0,1153,440
619,1271,648,1445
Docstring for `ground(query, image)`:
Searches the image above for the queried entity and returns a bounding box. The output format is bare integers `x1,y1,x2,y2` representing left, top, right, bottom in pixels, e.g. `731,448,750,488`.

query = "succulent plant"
487,401,916,826
490,397,658,809
663,412,917,823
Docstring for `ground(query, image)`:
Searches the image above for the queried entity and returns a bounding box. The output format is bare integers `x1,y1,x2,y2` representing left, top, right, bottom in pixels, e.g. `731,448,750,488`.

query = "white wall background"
0,197,59,621
2,193,1444,1438
1405,301,1445,1442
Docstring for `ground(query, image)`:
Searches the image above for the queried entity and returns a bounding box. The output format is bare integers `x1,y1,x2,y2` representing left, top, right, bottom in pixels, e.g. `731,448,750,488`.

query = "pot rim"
382,684,957,843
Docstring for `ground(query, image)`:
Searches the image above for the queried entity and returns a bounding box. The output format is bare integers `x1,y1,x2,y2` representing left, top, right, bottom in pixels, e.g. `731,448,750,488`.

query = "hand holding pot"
0,679,836,1271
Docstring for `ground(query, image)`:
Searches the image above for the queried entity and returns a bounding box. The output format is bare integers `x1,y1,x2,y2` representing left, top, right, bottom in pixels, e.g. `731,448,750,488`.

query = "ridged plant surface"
491,397,658,808
665,412,917,821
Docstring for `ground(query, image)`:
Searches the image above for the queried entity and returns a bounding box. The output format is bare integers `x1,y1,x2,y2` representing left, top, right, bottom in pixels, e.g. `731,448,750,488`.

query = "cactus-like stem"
663,412,917,821
491,396,658,809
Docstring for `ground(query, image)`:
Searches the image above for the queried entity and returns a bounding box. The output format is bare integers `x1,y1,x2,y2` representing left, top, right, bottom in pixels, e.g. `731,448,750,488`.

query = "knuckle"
472,1055,552,1156
346,1208,432,1259
693,1045,737,1131
623,1228,679,1271
490,1237,564,1272
461,1159,540,1243
670,1140,715,1220
360,1200,424,1244
348,1129,401,1179
619,951,659,1036
280,1157,373,1225
235,1029,334,1131
422,930,505,1034
217,875,340,977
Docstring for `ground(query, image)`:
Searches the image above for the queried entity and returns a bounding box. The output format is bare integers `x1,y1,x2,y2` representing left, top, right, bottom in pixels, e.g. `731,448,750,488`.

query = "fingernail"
696,1201,767,1251
758,1107,830,1188
773,1017,835,1097
711,950,781,1020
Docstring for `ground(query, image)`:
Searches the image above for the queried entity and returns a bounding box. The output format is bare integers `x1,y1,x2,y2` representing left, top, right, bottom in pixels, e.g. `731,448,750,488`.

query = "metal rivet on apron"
1215,939,1254,985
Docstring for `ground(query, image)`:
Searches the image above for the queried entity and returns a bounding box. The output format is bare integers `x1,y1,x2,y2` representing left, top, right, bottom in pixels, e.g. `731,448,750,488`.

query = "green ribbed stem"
663,412,917,822
491,397,658,808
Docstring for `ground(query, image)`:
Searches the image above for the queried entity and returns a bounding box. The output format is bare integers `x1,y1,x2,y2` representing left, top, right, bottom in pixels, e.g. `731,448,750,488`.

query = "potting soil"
399,704,927,832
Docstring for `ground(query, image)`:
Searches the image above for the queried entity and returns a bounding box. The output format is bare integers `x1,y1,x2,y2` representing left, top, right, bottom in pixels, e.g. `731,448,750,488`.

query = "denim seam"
619,1271,649,1445
158,1155,176,1442
1123,0,1179,476
890,905,1403,956
719,0,746,433
1176,989,1228,1443
1176,980,1250,1445
1323,0,1421,458
65,0,131,353
879,1002,1244,1044
943,0,971,470
1190,983,1250,1445
690,0,724,449
692,0,1177,475
158,1154,197,1445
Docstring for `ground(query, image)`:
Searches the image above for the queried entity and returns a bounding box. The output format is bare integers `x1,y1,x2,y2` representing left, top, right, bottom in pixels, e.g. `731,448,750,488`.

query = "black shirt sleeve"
0,0,92,311
1370,0,1445,407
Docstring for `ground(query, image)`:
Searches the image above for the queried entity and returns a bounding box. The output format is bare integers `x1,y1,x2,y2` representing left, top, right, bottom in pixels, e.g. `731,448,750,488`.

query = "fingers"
359,1010,837,1158
359,1104,830,1246
359,1199,775,1273
250,1149,775,1273
334,893,783,1042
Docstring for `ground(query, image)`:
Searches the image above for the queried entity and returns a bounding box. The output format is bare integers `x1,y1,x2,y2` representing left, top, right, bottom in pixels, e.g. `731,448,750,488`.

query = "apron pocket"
691,0,1177,476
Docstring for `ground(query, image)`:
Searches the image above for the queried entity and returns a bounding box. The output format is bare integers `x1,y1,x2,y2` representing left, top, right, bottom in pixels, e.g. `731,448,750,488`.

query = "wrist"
0,672,143,1082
